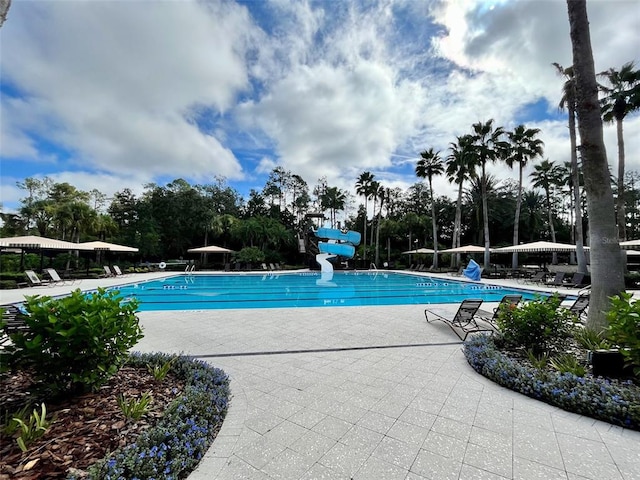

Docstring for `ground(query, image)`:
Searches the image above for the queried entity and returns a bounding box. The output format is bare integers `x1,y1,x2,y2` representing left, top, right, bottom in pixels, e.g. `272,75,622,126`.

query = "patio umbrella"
401,247,435,254
187,245,234,253
439,245,487,254
492,241,584,253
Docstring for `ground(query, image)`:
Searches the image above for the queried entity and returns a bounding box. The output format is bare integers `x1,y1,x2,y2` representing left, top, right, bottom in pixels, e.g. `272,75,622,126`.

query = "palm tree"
416,148,444,268
567,0,625,330
553,62,588,274
446,135,476,267
506,125,544,269
320,186,346,227
471,119,509,269
519,190,546,240
373,185,387,266
598,61,640,240
531,159,563,263
355,172,374,262
0,1,11,29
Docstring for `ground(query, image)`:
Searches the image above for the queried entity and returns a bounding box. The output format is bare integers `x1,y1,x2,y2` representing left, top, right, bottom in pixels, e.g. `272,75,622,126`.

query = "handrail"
370,263,377,270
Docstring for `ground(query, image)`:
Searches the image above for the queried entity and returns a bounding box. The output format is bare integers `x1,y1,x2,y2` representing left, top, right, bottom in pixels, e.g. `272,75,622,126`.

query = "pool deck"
2,271,639,480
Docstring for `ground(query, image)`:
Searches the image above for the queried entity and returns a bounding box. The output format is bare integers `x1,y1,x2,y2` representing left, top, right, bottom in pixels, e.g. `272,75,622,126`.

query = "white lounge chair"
45,268,78,285
24,270,51,287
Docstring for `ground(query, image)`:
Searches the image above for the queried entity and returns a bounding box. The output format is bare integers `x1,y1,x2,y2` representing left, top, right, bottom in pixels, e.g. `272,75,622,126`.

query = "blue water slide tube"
314,227,361,246
318,242,356,258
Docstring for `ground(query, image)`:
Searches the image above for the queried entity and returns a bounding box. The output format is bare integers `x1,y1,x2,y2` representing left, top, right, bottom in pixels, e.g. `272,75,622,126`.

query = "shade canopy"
493,241,583,253
187,245,235,253
401,247,435,254
80,240,139,252
620,239,640,249
0,235,93,251
439,245,487,254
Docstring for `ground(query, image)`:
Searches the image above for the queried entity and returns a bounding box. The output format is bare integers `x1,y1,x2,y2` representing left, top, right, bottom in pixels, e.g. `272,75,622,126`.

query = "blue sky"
1,0,638,214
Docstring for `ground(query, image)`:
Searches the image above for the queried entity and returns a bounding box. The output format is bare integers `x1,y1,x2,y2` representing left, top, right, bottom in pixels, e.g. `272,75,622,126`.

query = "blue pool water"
112,272,548,311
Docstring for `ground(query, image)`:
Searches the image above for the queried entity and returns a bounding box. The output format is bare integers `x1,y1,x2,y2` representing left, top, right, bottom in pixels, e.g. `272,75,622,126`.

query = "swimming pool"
113,271,548,311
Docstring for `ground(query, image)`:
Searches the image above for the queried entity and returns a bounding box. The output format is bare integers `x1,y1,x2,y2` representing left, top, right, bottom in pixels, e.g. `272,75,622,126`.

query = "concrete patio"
1,272,639,479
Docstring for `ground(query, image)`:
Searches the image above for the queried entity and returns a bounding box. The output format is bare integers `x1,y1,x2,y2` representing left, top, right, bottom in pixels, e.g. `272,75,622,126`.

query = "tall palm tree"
373,185,387,266
320,186,346,227
0,0,11,29
355,172,374,262
471,119,509,269
446,135,476,267
598,61,640,240
416,148,444,268
567,0,625,330
506,125,544,269
553,62,588,274
531,159,563,263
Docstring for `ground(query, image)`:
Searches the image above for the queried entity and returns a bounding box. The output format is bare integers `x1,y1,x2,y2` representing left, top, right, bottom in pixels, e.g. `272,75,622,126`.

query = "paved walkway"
2,272,639,479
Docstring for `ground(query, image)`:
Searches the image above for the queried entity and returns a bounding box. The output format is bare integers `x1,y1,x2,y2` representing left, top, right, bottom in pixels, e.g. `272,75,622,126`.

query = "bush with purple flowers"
464,335,640,430
69,352,230,480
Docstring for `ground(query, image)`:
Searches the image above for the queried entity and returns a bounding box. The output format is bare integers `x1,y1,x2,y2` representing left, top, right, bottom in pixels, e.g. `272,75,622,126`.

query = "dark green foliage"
464,335,640,430
606,292,640,375
80,353,229,480
7,288,143,395
495,294,576,354
235,246,266,263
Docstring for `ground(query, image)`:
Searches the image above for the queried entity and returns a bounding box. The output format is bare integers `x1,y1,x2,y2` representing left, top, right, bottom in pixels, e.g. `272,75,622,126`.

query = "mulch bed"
0,366,184,479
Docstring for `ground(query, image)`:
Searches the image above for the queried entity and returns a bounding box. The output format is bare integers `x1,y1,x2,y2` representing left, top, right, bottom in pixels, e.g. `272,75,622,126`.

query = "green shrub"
606,292,640,376
234,246,265,264
8,288,143,395
0,279,18,289
495,295,576,355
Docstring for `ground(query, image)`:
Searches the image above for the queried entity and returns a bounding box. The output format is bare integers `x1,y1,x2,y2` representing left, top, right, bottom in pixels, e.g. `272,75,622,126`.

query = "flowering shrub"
464,335,640,430
71,352,230,480
495,294,575,355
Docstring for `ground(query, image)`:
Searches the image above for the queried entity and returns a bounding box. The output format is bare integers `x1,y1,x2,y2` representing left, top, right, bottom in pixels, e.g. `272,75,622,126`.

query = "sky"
1,0,639,216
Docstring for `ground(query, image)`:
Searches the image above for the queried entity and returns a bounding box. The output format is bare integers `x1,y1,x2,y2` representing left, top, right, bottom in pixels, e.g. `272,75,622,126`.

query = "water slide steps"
314,228,361,245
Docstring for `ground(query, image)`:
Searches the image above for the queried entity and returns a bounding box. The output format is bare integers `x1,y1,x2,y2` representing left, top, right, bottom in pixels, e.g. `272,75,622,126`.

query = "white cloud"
0,0,638,214
1,0,253,180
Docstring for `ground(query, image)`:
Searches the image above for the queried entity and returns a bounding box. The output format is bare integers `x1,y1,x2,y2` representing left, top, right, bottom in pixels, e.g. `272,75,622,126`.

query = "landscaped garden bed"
463,294,640,430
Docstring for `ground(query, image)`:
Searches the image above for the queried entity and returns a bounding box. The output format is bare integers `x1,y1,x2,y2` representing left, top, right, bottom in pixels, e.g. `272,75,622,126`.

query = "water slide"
313,226,361,275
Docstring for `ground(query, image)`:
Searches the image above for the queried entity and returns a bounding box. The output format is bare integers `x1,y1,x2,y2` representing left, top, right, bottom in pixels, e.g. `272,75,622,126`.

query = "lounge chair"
103,266,115,277
525,271,548,284
565,272,588,288
24,270,51,287
477,294,523,326
1,304,30,347
113,265,132,277
449,266,464,277
545,272,566,287
44,268,78,285
425,299,489,341
545,292,567,305
566,294,590,321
